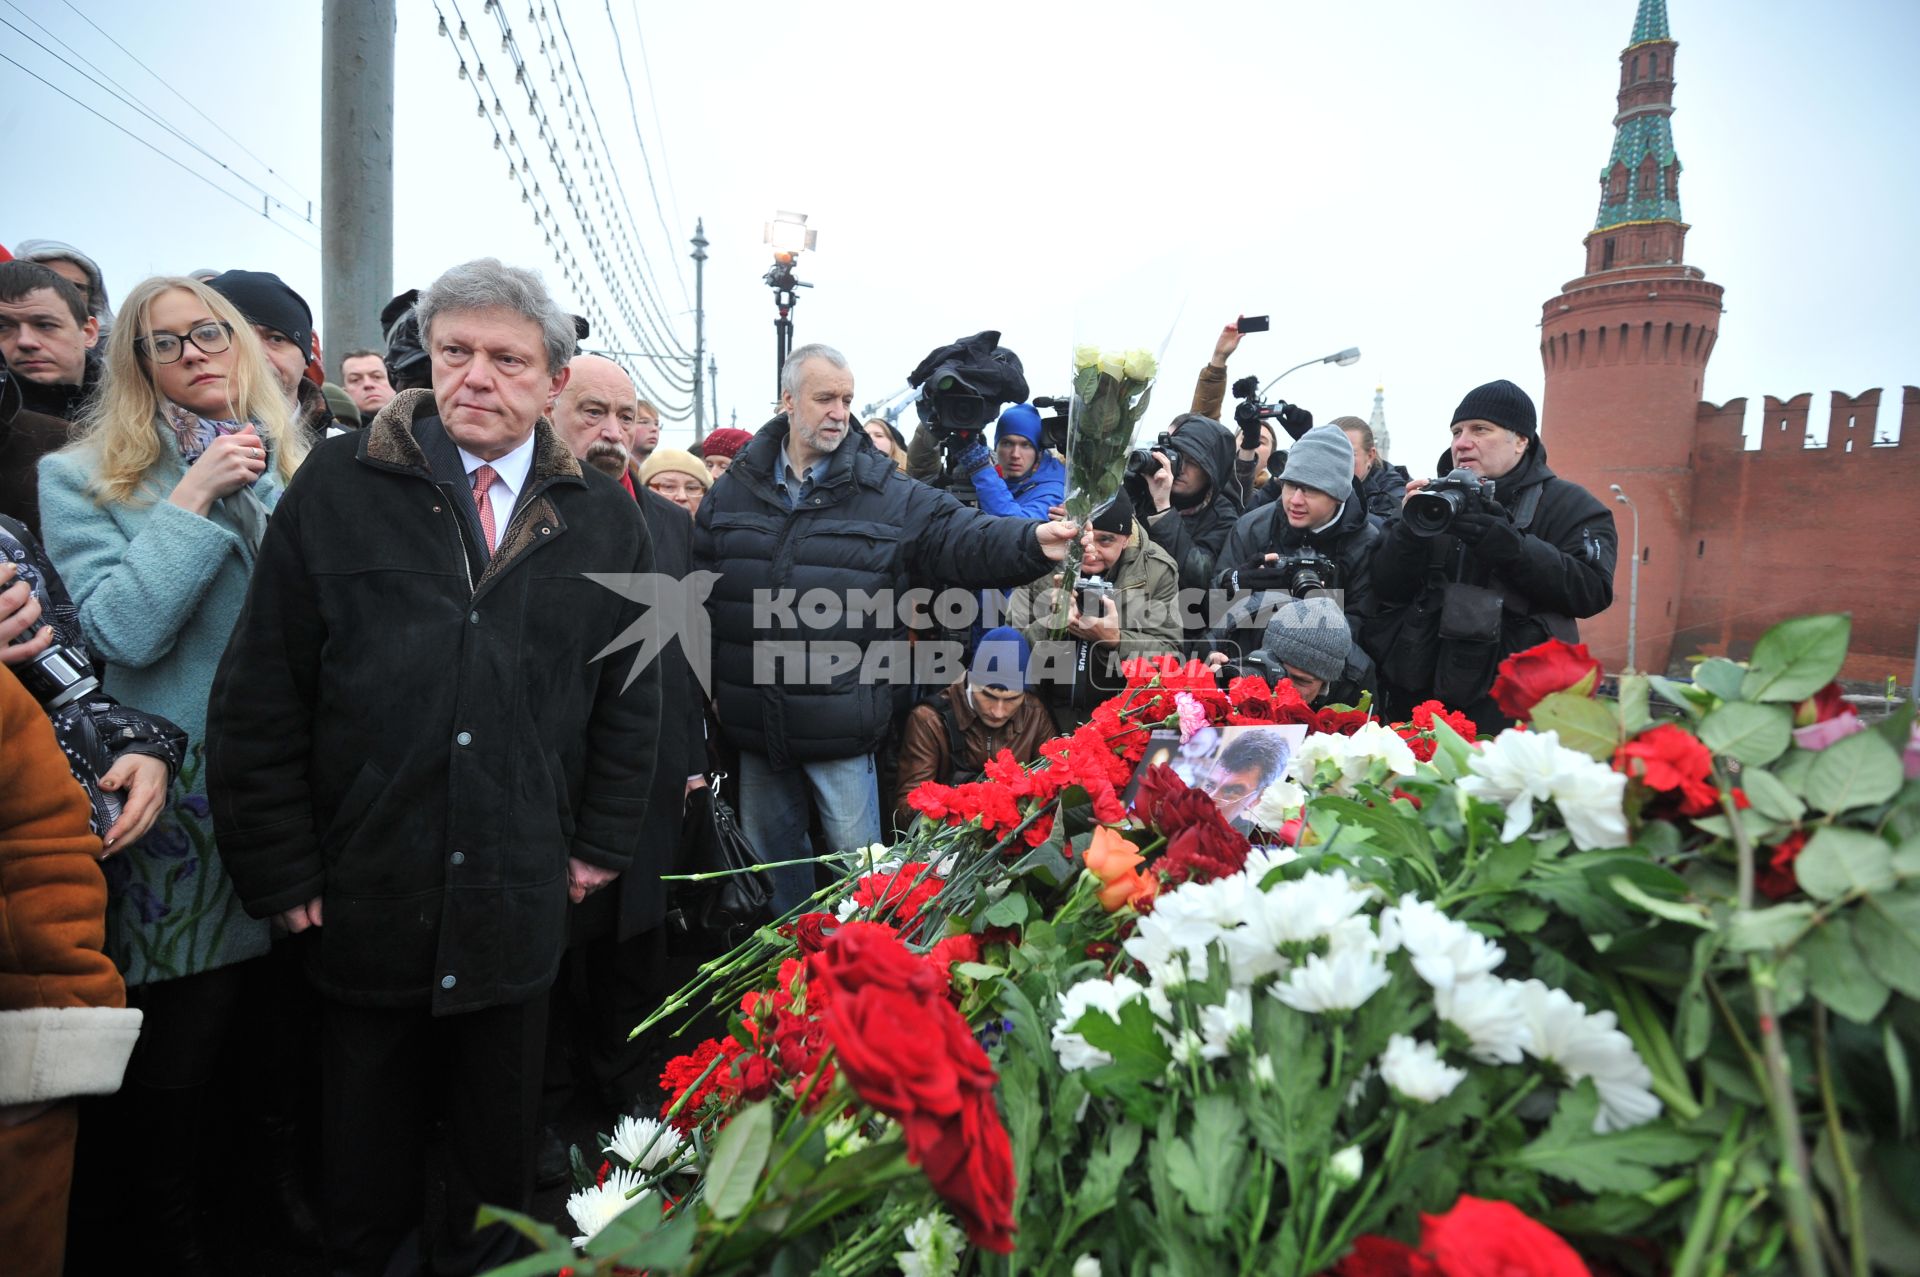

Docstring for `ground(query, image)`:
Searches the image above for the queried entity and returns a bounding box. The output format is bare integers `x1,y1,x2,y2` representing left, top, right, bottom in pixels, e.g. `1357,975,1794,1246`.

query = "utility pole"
320,0,395,374
1611,485,1641,673
690,218,707,439
708,355,718,431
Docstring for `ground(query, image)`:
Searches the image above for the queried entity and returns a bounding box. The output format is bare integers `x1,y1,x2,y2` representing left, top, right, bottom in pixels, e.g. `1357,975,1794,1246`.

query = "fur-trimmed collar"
359,386,582,485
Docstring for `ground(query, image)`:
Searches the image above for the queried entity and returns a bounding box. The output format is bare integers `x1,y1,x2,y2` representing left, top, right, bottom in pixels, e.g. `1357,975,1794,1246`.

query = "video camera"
908,331,1029,446
1031,395,1072,455
1231,375,1314,443
1404,468,1497,538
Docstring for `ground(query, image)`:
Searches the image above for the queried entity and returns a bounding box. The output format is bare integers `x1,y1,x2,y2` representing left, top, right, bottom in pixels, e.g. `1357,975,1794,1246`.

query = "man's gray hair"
416,258,577,374
780,342,850,398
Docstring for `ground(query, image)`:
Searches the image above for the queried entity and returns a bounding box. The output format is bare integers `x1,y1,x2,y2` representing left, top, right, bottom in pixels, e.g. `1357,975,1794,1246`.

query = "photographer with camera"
953,402,1065,520
1005,489,1184,732
1123,413,1242,637
1193,320,1317,508
1257,596,1373,708
1201,426,1378,679
1363,380,1617,733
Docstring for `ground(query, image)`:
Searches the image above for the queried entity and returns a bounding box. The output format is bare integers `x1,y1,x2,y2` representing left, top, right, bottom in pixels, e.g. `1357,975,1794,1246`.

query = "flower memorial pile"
480,615,1920,1277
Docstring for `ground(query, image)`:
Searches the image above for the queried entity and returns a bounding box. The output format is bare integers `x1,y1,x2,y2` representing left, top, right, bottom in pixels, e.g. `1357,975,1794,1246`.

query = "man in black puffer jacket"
1363,380,1616,733
694,343,1075,915
1205,425,1379,685
1128,412,1244,639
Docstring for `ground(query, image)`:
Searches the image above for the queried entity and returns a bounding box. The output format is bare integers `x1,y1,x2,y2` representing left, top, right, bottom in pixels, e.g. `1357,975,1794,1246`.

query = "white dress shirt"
456,434,537,542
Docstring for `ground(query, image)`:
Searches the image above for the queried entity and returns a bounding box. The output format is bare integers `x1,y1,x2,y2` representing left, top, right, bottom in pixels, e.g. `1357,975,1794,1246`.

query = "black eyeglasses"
135,321,234,365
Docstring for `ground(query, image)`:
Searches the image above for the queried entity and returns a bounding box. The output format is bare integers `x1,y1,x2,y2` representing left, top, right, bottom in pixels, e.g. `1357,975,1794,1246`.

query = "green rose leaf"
1692,657,1748,703
1699,701,1793,767
1794,827,1896,900
1799,919,1891,1023
1608,874,1712,929
1529,690,1622,760
1803,730,1905,814
1725,902,1817,952
703,1099,775,1221
1742,768,1807,824
1618,674,1654,735
1649,675,1713,719
1853,891,1920,1000
981,891,1032,928
1740,613,1851,703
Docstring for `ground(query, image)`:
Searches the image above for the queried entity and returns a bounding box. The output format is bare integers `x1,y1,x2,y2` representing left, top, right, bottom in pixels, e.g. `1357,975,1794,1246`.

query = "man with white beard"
550,354,644,494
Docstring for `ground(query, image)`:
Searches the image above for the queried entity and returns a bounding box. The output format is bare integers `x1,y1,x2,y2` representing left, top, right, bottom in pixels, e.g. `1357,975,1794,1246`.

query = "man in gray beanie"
1362,378,1616,733
1261,595,1362,706
1204,424,1379,673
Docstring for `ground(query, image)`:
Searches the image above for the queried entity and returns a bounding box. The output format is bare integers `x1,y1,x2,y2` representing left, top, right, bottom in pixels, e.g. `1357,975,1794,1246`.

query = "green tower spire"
1593,0,1683,233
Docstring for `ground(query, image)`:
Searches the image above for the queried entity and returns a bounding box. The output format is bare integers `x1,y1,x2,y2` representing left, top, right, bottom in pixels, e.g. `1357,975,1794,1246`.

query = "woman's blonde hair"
70,275,306,505
864,417,907,470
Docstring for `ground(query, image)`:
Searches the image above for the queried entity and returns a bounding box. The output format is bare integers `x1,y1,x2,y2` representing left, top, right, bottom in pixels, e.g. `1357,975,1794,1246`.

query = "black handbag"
678,775,774,942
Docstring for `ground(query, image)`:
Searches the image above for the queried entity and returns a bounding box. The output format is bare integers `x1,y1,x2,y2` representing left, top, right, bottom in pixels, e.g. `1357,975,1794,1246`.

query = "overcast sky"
4,0,1916,470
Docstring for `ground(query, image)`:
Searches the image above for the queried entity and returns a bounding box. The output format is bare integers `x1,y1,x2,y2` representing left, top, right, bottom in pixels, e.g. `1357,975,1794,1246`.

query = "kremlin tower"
1539,0,1724,674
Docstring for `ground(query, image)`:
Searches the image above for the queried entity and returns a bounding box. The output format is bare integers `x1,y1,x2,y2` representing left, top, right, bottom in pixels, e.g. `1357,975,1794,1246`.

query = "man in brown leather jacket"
891,628,1052,832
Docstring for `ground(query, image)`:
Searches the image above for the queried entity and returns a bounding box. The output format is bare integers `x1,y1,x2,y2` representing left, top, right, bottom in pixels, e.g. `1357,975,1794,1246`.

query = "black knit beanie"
208,270,313,357
1090,488,1134,536
1450,379,1537,439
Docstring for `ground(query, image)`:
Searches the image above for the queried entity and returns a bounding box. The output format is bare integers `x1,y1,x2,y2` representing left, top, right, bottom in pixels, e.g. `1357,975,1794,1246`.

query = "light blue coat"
37,428,285,986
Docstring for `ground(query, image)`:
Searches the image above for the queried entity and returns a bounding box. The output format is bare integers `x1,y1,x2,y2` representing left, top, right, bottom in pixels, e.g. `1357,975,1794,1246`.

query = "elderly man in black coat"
695,343,1076,915
207,258,660,1276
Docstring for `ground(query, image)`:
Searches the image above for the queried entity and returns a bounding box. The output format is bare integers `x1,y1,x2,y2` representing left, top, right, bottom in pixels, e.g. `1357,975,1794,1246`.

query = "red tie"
471,464,499,554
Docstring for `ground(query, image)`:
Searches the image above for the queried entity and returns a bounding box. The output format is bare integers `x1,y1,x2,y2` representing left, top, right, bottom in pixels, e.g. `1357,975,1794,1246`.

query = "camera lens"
1403,489,1460,538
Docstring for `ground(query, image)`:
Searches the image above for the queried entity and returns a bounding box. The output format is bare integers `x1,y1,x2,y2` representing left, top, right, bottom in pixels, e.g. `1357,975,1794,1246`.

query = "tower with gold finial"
1368,384,1390,461
1539,0,1724,674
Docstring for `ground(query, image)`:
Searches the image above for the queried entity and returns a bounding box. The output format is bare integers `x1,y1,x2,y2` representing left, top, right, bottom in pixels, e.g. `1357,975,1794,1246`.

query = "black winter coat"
208,390,661,1013
1363,441,1616,732
1212,478,1381,629
1359,460,1411,522
693,414,1053,768
1142,414,1244,631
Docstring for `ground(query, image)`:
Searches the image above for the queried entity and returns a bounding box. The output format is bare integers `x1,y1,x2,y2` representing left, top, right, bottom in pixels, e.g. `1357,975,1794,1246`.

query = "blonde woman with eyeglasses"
34,274,307,1266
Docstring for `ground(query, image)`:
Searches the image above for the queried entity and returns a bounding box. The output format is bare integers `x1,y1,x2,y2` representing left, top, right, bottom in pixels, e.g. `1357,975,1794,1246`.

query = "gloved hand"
955,439,995,476
1237,411,1265,453
1453,498,1523,562
1279,403,1315,441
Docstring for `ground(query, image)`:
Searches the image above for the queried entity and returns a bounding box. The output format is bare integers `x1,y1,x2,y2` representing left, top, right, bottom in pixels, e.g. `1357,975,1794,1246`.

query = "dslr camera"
1404,467,1497,538
1224,550,1341,599
1123,431,1184,502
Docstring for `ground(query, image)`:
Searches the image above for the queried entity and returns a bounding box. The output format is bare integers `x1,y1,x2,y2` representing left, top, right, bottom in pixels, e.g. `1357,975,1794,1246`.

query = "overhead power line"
58,0,316,211
0,48,319,251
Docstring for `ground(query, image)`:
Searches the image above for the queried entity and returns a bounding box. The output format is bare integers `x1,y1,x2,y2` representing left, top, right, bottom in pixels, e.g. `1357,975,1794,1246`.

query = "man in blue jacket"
956,402,1065,519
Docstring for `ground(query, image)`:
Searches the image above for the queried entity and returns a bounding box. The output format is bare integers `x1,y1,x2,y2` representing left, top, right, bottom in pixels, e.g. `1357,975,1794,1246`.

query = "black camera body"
1404,467,1496,538
1124,431,1185,488
1213,646,1284,687
1225,550,1340,599
13,642,100,711
1231,375,1307,440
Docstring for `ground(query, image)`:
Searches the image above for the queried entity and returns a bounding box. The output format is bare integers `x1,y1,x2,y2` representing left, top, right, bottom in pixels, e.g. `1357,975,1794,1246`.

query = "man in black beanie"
1361,378,1617,733
208,269,332,444
1005,487,1185,731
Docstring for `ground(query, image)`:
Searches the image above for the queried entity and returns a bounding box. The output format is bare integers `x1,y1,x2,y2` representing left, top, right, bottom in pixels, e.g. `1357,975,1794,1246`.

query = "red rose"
1758,830,1808,900
1615,724,1718,816
1153,790,1249,886
788,912,842,955
1330,1235,1435,1277
810,921,946,1002
1131,763,1188,829
1312,705,1373,736
1491,638,1603,721
1419,1196,1591,1276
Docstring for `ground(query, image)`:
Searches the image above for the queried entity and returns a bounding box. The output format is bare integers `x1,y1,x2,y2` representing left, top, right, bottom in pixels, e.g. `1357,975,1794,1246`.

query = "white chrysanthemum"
1329,1145,1365,1188
1169,1028,1207,1066
1243,844,1300,886
1052,975,1158,1072
1377,1034,1466,1103
1198,988,1254,1061
1378,894,1506,991
1249,778,1307,830
896,1210,966,1277
1288,723,1419,795
1252,1053,1277,1089
1513,979,1661,1131
1457,728,1628,851
1122,887,1226,985
1072,1256,1102,1277
1256,869,1375,945
1268,943,1391,1014
1435,977,1533,1065
604,1114,687,1174
566,1168,653,1248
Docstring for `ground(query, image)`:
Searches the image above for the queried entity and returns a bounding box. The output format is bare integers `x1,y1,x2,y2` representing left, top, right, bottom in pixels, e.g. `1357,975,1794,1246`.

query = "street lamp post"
763,211,816,400
1259,346,1362,397
1610,484,1640,673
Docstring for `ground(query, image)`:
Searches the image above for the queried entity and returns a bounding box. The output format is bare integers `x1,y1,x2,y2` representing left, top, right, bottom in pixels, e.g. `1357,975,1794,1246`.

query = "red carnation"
1491,638,1603,722
1758,830,1809,900
1330,1234,1435,1277
1615,724,1719,816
